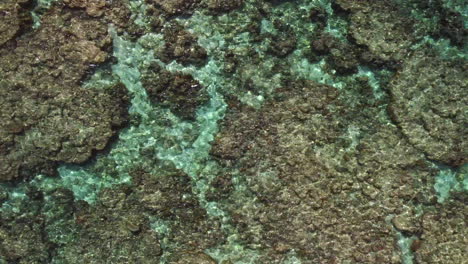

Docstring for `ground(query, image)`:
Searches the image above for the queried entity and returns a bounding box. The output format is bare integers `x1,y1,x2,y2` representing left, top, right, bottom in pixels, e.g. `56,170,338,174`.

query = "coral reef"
210,80,437,263
160,22,208,66
0,0,32,46
414,198,468,263
335,0,417,63
52,166,225,263
0,3,131,181
146,0,201,16
141,63,209,120
0,0,466,263
388,49,467,166
206,0,244,14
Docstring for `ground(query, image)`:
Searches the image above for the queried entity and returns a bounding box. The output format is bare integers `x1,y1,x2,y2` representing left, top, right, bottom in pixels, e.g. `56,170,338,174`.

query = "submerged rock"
337,0,416,63
211,80,436,262
206,0,244,14
388,50,467,167
0,4,130,181
160,22,208,66
0,0,466,263
414,199,468,263
0,0,32,46
141,63,209,120
146,0,201,16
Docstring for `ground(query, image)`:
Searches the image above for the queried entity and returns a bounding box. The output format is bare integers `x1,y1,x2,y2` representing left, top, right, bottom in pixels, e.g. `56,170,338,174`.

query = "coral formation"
160,22,208,66
335,0,417,63
0,3,130,181
210,80,437,263
146,0,201,16
53,167,225,263
206,0,244,14
388,49,467,166
0,0,466,263
414,198,468,263
0,0,32,46
141,63,209,120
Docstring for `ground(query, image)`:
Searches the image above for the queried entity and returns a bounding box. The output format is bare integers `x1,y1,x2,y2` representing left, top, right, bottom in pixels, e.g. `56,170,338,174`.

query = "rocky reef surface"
0,0,466,263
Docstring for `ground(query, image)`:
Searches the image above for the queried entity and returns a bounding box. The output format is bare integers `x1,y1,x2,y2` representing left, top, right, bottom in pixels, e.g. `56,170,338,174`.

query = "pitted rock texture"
388,50,467,167
54,167,225,262
147,0,201,16
0,0,32,46
63,0,107,17
160,22,208,66
0,6,129,181
141,63,209,120
206,0,244,14
414,198,468,264
168,251,217,264
0,0,466,263
0,165,226,263
266,20,297,58
54,190,163,263
394,0,467,47
336,0,416,63
0,80,129,181
0,187,50,263
211,80,437,262
310,32,363,74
